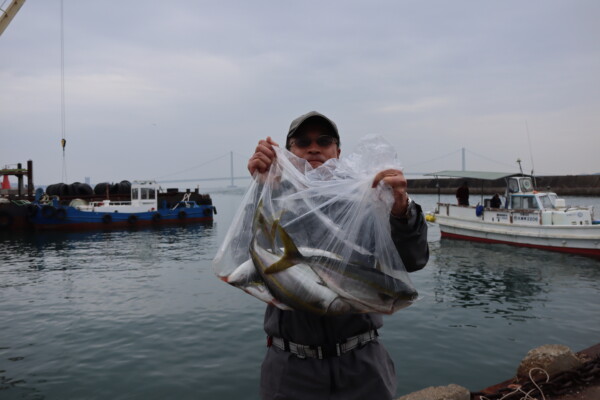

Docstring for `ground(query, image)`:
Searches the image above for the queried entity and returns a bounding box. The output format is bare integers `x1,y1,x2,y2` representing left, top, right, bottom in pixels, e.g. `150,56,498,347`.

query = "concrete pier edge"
395,342,600,400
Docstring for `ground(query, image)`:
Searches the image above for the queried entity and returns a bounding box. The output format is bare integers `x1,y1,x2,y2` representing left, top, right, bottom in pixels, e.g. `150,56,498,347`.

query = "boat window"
508,179,519,193
140,187,156,200
520,178,533,192
539,195,554,209
512,196,539,209
131,188,139,200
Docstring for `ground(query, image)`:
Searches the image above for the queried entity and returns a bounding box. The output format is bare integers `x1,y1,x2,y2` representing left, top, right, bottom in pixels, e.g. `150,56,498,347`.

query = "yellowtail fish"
227,201,417,314
249,202,360,314
266,222,418,314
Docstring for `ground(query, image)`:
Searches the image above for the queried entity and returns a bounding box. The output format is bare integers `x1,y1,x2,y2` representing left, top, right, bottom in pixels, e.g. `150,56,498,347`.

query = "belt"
267,329,378,359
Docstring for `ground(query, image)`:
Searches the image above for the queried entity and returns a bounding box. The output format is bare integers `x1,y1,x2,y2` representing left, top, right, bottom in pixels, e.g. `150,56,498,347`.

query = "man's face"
289,129,341,168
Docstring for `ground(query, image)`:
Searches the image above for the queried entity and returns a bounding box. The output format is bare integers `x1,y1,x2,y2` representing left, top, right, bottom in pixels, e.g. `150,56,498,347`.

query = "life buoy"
102,214,112,224
178,210,187,219
41,205,56,219
152,213,161,222
0,211,13,229
127,215,138,224
55,208,67,220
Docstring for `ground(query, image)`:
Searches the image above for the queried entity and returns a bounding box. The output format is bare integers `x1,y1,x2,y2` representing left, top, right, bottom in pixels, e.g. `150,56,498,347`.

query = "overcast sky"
1,0,599,188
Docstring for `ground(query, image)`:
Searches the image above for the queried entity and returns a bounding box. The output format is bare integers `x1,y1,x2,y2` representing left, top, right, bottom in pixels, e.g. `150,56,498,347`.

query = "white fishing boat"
426,171,600,258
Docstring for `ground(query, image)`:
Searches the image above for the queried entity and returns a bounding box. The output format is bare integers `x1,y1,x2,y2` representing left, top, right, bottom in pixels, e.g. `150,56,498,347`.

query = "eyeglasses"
289,135,338,148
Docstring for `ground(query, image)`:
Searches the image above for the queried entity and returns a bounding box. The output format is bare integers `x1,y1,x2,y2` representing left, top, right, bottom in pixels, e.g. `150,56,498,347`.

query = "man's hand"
372,169,409,217
248,136,279,175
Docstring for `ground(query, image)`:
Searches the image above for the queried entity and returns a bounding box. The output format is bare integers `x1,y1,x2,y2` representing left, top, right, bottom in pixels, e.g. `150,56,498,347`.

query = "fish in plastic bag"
213,135,418,315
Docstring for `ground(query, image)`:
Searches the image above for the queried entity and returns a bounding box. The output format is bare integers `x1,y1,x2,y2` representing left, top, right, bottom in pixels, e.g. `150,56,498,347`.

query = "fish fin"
264,258,296,274
264,224,304,274
253,199,264,227
276,224,303,259
270,218,279,240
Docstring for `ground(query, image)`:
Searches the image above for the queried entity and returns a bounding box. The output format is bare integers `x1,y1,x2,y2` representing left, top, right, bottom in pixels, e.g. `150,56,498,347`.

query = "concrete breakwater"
407,174,600,196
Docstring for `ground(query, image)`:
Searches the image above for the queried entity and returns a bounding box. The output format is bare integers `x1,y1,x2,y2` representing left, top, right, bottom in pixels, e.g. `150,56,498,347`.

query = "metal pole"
461,147,466,171
17,163,23,197
27,160,33,197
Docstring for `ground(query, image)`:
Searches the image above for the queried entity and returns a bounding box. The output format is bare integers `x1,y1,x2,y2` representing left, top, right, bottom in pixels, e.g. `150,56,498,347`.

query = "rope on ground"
472,356,600,400
478,368,549,400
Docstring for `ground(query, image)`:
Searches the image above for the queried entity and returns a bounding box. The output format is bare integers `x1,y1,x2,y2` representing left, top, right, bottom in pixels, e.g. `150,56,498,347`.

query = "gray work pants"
260,340,396,400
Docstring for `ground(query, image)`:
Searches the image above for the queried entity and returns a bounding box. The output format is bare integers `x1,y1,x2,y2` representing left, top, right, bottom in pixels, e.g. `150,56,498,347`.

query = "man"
456,181,469,206
247,111,429,400
490,193,502,208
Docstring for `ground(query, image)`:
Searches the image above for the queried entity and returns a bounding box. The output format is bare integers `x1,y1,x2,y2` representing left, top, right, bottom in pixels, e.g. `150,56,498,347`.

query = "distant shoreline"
408,174,600,196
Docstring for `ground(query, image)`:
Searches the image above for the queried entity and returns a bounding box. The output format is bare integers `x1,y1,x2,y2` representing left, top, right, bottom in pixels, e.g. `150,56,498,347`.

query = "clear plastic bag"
213,135,417,315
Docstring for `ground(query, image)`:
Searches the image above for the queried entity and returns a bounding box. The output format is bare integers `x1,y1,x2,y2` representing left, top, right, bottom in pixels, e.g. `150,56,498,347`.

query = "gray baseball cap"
286,111,340,149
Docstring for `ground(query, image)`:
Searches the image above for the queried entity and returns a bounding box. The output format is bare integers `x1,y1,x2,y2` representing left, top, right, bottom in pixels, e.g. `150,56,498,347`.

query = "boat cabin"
507,176,533,194
130,181,158,208
91,180,159,212
504,176,562,211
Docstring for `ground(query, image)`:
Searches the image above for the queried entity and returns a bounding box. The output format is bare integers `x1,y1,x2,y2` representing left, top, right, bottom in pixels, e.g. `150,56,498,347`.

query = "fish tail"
264,224,304,274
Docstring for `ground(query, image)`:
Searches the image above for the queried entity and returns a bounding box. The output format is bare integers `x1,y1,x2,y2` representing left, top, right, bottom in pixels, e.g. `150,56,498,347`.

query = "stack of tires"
45,182,94,197
93,180,131,196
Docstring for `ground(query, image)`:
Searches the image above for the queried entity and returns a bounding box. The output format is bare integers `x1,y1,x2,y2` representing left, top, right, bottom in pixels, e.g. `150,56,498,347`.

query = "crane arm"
0,0,26,37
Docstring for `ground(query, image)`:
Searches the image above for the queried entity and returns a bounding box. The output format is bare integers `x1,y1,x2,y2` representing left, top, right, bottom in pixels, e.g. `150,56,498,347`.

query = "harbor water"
1,193,599,399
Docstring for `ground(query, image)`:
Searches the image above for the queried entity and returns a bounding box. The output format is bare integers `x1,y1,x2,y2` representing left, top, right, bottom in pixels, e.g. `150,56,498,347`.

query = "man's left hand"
372,169,409,217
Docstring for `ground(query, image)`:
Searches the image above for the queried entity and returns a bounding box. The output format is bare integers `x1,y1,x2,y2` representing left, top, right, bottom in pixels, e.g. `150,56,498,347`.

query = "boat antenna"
525,121,536,188
516,158,523,175
60,0,68,183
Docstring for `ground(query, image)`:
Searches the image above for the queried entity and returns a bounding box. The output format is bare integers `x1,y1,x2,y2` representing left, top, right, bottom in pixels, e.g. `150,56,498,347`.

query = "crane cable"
60,0,68,183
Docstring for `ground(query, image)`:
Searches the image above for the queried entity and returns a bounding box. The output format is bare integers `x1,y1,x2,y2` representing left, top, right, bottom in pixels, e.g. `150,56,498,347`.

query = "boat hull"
29,205,215,231
0,202,32,230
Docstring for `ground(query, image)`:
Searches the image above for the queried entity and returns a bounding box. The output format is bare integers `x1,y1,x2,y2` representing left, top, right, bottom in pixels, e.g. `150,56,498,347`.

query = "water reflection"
432,239,553,321
0,222,216,287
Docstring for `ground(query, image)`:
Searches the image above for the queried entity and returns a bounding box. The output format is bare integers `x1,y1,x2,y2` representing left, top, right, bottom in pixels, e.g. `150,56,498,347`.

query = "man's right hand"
248,136,279,175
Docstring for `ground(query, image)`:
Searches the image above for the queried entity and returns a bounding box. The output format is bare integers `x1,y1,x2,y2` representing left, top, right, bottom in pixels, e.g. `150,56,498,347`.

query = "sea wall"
407,175,600,196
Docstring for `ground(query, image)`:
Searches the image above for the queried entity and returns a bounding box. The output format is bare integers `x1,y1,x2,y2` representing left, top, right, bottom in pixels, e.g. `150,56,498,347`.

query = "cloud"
2,0,600,186
378,97,453,114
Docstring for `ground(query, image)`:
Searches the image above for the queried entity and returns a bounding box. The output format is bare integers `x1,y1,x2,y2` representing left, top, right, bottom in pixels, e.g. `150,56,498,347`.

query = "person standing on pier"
456,181,470,206
247,111,429,400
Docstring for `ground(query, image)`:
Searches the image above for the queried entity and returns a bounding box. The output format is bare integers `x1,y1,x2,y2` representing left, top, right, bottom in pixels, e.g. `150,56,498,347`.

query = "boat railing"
171,201,198,210
436,201,596,226
92,200,132,207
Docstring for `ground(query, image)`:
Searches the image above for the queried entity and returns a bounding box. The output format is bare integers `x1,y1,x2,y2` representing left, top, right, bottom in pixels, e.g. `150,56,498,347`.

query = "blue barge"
27,180,215,231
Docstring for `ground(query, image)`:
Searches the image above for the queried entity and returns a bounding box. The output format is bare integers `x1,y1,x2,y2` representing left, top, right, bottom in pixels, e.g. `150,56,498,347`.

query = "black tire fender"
55,208,67,220
27,204,38,217
0,211,13,229
41,205,56,219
